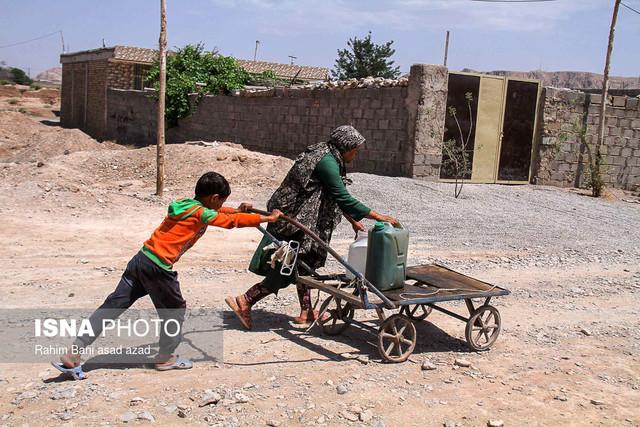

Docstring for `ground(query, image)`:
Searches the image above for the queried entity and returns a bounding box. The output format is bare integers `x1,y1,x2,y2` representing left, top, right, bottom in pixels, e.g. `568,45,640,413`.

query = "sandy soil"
0,111,638,427
0,84,60,119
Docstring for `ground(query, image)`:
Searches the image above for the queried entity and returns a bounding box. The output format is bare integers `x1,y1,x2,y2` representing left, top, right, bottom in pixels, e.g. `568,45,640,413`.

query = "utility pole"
594,0,621,197
288,55,297,65
156,0,167,196
443,30,450,67
254,40,260,61
59,30,65,53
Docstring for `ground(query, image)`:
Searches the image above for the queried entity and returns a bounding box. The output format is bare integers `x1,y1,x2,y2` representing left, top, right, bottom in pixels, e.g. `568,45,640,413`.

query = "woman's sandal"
155,356,193,371
225,296,252,330
292,310,330,326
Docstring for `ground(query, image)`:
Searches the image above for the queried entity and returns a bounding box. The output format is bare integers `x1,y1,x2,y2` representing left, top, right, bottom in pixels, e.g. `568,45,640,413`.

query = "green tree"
332,31,401,80
146,43,250,126
10,67,32,85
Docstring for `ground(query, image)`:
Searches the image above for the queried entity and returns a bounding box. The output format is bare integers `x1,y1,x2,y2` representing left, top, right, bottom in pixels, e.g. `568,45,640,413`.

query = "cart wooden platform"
299,264,510,362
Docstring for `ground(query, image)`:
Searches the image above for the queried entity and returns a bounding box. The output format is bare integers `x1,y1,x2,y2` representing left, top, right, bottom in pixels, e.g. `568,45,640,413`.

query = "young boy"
56,171,281,374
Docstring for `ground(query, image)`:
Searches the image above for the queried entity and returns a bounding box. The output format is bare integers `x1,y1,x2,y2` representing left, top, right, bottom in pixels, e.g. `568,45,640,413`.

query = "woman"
226,125,398,328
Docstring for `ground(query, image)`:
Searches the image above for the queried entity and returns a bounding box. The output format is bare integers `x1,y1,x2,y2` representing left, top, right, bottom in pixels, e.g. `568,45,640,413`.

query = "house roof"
236,59,329,81
112,46,158,63
60,45,328,80
60,45,157,64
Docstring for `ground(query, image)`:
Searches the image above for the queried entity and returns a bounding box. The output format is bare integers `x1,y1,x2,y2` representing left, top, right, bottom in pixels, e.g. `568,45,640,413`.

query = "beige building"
60,45,329,139
60,46,156,139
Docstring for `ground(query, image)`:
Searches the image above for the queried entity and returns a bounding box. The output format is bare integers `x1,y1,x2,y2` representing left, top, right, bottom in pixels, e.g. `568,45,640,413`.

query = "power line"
0,30,61,49
621,2,640,15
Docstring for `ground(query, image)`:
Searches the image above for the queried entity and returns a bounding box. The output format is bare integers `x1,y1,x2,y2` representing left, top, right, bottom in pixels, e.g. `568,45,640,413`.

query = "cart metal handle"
250,208,395,309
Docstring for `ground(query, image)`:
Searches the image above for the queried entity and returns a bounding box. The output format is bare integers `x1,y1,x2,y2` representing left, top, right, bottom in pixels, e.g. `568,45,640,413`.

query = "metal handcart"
249,209,510,363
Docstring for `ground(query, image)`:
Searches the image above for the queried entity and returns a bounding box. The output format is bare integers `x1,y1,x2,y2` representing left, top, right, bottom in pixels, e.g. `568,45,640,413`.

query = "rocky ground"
0,110,639,426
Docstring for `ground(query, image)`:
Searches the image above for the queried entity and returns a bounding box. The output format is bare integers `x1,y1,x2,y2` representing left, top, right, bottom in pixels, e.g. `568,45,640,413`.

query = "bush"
10,67,32,85
146,43,250,126
8,99,18,105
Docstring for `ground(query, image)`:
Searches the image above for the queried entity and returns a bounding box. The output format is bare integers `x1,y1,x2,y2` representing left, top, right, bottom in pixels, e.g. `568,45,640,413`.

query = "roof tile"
236,59,328,81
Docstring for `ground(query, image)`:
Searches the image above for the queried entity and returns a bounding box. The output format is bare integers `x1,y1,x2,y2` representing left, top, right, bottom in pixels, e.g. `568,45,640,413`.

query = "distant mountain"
35,67,62,84
460,69,640,90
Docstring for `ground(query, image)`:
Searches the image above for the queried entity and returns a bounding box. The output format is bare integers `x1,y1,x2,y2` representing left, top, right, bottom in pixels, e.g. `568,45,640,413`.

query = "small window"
133,64,151,90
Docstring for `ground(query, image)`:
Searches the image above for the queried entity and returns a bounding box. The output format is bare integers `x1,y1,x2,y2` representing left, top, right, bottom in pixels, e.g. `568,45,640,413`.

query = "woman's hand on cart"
351,221,366,233
344,214,366,234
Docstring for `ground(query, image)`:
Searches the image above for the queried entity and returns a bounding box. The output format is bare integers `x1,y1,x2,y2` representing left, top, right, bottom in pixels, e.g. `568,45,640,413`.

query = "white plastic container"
345,232,368,279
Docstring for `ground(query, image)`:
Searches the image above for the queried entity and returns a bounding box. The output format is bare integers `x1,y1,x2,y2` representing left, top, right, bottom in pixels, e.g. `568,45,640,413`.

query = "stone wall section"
405,64,448,179
107,62,136,90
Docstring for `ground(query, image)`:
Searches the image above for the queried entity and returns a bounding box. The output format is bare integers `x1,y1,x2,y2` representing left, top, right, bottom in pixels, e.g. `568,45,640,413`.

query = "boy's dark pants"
74,251,186,355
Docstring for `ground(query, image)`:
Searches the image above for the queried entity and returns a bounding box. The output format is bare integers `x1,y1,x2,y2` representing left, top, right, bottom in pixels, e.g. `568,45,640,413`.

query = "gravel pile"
330,174,640,266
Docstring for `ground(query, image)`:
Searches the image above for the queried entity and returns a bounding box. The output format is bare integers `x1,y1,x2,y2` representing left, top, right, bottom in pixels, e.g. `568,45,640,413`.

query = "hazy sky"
0,0,638,77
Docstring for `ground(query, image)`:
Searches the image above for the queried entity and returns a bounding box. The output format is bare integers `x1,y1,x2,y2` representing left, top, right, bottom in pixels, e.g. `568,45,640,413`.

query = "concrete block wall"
535,87,640,191
171,86,410,175
104,65,450,178
106,89,157,145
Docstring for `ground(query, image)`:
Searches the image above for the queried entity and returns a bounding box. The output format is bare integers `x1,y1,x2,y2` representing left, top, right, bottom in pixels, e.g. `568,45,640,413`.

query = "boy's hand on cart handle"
238,202,253,212
263,209,283,223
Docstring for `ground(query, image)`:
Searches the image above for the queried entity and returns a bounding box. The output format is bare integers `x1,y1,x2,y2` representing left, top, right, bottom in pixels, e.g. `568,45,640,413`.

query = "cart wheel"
400,304,433,321
318,298,354,336
377,314,417,363
465,305,501,351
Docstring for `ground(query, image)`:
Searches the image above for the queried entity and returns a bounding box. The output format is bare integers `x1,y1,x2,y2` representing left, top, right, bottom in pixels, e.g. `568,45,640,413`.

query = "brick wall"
86,60,108,138
60,60,109,137
534,87,640,191
60,64,74,128
62,60,142,138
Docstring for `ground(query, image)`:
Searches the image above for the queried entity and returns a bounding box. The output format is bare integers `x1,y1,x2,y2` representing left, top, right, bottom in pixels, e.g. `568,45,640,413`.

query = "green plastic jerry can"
365,221,409,291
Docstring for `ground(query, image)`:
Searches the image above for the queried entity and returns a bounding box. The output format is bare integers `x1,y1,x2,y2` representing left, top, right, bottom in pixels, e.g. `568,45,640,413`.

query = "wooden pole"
594,0,621,197
156,0,167,196
443,30,450,67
